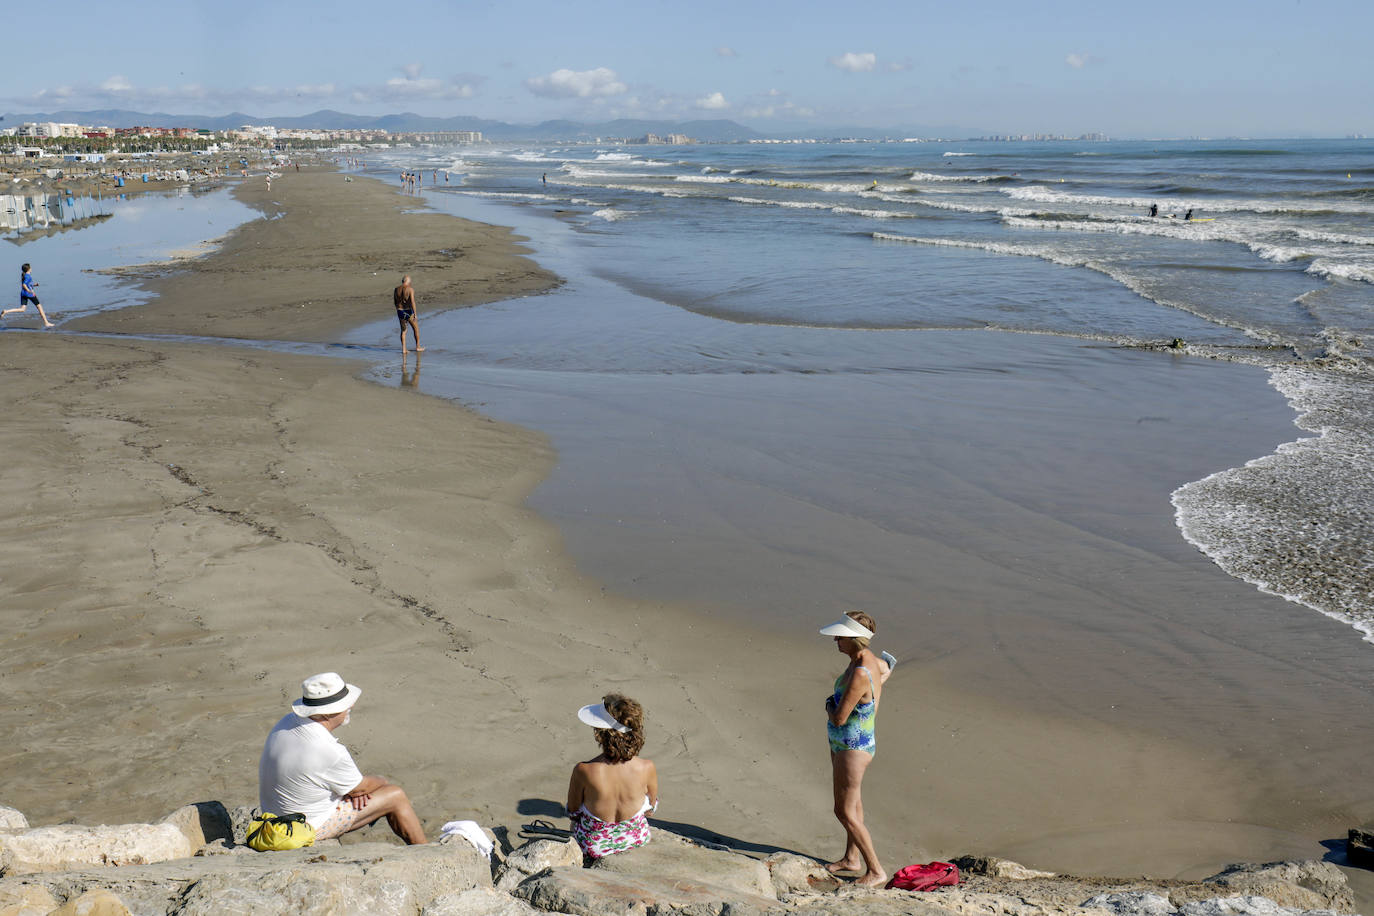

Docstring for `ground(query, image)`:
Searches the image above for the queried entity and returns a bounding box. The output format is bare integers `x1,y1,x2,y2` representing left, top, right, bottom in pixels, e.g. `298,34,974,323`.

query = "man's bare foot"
414,346,425,352
854,871,888,887
825,860,862,875
43,322,55,328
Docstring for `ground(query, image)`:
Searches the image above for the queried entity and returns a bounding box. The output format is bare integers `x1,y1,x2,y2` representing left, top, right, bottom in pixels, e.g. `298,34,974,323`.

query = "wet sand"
4,167,1373,897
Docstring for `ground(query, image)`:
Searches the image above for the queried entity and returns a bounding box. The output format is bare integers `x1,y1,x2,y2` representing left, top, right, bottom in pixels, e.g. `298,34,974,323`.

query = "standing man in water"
393,275,424,353
4,263,56,328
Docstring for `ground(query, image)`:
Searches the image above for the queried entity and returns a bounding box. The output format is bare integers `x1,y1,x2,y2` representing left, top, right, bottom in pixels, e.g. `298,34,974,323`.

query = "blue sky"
5,0,1369,137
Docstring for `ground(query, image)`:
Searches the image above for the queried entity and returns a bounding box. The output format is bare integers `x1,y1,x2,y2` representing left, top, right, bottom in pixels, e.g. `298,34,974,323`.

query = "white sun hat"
291,672,362,717
578,701,631,733
819,615,873,639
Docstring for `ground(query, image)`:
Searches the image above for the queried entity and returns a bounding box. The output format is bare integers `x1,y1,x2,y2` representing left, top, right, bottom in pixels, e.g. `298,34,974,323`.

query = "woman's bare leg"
831,749,885,886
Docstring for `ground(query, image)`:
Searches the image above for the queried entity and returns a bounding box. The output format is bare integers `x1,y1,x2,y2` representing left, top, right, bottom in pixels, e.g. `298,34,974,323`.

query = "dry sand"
3,167,1371,899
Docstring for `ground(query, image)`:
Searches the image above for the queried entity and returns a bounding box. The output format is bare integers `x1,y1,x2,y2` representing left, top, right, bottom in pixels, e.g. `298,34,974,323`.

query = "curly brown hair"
594,693,645,762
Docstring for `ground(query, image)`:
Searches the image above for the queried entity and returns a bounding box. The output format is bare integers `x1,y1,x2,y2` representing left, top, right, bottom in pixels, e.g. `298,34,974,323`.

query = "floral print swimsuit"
570,796,653,859
827,665,877,755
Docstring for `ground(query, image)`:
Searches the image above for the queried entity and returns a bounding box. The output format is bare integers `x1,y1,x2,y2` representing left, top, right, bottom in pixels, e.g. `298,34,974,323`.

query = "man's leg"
342,783,426,844
406,315,424,352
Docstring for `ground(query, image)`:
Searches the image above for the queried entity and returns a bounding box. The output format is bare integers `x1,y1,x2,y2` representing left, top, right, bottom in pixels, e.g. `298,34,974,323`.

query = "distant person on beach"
259,672,426,844
820,611,892,887
1185,208,1193,221
566,694,658,859
3,263,56,328
393,275,424,353
1149,203,1158,218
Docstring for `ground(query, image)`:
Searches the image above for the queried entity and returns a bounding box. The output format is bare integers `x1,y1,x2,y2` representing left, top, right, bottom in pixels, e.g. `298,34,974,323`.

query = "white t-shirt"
258,713,364,828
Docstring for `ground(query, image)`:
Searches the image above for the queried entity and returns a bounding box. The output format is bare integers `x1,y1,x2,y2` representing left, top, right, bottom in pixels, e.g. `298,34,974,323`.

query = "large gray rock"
48,888,135,915
494,838,582,892
0,808,28,833
0,823,194,876
1085,892,1183,916
0,882,59,915
784,889,966,916
953,855,1056,880
3,840,491,916
762,852,836,898
513,866,782,916
422,886,544,915
161,803,233,854
588,829,776,900
1191,862,1353,913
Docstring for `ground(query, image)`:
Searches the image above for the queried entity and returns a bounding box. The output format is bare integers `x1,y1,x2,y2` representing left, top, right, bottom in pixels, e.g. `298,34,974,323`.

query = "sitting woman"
566,694,659,859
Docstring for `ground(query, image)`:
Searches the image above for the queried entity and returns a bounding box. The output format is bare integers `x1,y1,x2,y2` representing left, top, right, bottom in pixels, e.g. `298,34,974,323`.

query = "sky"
4,0,1370,138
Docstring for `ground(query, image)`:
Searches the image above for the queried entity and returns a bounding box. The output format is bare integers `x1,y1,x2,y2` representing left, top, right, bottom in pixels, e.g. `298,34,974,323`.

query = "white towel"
440,819,494,858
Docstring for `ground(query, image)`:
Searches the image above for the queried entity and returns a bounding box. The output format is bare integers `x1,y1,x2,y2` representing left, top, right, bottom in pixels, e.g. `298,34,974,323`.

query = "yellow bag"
246,812,316,851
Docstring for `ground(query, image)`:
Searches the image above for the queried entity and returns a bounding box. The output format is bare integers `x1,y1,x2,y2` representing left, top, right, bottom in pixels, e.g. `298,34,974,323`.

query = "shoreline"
4,166,1373,900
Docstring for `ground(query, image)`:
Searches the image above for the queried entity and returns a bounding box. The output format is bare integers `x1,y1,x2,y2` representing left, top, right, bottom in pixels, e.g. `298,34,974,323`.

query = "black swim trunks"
396,307,414,328
21,294,39,306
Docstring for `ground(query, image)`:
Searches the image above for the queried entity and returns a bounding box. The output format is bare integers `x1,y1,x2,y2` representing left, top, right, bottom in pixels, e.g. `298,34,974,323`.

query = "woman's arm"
566,764,586,816
829,664,875,726
646,761,659,809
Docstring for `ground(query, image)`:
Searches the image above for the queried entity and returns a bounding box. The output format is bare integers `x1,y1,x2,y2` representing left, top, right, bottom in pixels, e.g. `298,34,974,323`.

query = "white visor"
819,616,873,639
578,702,631,733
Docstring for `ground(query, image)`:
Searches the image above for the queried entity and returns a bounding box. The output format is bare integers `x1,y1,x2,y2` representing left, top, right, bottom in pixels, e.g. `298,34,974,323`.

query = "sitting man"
259,672,426,844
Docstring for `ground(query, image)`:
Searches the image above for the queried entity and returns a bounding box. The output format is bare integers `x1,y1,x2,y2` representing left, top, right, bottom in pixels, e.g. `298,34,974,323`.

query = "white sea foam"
674,174,732,183
509,151,567,163
729,197,911,219
1173,366,1374,642
908,170,1006,183
943,151,976,157
1005,185,1374,216
1307,259,1374,284
592,208,631,221
594,152,634,161
1292,228,1374,246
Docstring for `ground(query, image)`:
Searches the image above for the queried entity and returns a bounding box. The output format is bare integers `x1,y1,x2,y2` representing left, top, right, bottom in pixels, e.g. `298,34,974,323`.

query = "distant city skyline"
4,0,1370,139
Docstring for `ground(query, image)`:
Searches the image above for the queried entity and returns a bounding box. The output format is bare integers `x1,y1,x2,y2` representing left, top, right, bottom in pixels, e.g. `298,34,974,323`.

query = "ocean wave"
1307,259,1374,284
871,232,1292,344
909,170,1013,184
1173,366,1374,643
943,151,977,157
730,197,913,219
1292,228,1374,246
1005,185,1372,216
592,208,631,221
594,152,634,161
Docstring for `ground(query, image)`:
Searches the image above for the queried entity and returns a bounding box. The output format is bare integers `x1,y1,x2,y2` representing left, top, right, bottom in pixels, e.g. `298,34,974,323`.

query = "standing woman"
820,610,889,886
4,263,56,328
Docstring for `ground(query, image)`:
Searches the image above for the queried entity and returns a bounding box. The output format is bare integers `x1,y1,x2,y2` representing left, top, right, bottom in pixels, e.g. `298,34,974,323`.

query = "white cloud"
402,62,424,80
829,52,876,73
886,58,913,72
695,91,729,110
101,75,132,92
716,46,737,58
1065,53,1101,69
524,67,626,99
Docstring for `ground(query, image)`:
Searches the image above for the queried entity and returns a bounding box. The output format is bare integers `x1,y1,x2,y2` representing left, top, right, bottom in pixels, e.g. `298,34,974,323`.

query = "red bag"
886,861,960,891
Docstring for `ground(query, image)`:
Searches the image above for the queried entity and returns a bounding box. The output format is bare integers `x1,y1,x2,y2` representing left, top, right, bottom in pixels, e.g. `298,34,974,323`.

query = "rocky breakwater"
0,801,1363,916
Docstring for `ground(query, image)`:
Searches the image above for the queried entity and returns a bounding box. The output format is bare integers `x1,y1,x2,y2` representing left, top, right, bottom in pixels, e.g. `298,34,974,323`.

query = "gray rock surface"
1190,862,1353,913
953,854,1057,880
763,852,836,898
1,840,491,915
48,888,135,915
512,865,783,915
422,886,544,915
0,808,28,833
160,803,233,855
494,838,582,892
0,882,59,915
588,829,776,900
0,824,193,876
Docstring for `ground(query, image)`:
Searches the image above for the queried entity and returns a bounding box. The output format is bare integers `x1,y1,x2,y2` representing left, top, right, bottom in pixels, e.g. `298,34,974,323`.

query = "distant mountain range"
1,109,984,142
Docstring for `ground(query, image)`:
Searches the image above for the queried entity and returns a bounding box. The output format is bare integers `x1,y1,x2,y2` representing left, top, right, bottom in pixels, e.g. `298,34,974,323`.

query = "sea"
8,139,1372,651
343,138,1374,648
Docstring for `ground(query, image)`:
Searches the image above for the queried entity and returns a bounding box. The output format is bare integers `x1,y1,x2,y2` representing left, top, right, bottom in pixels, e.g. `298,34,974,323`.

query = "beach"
4,162,1374,902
